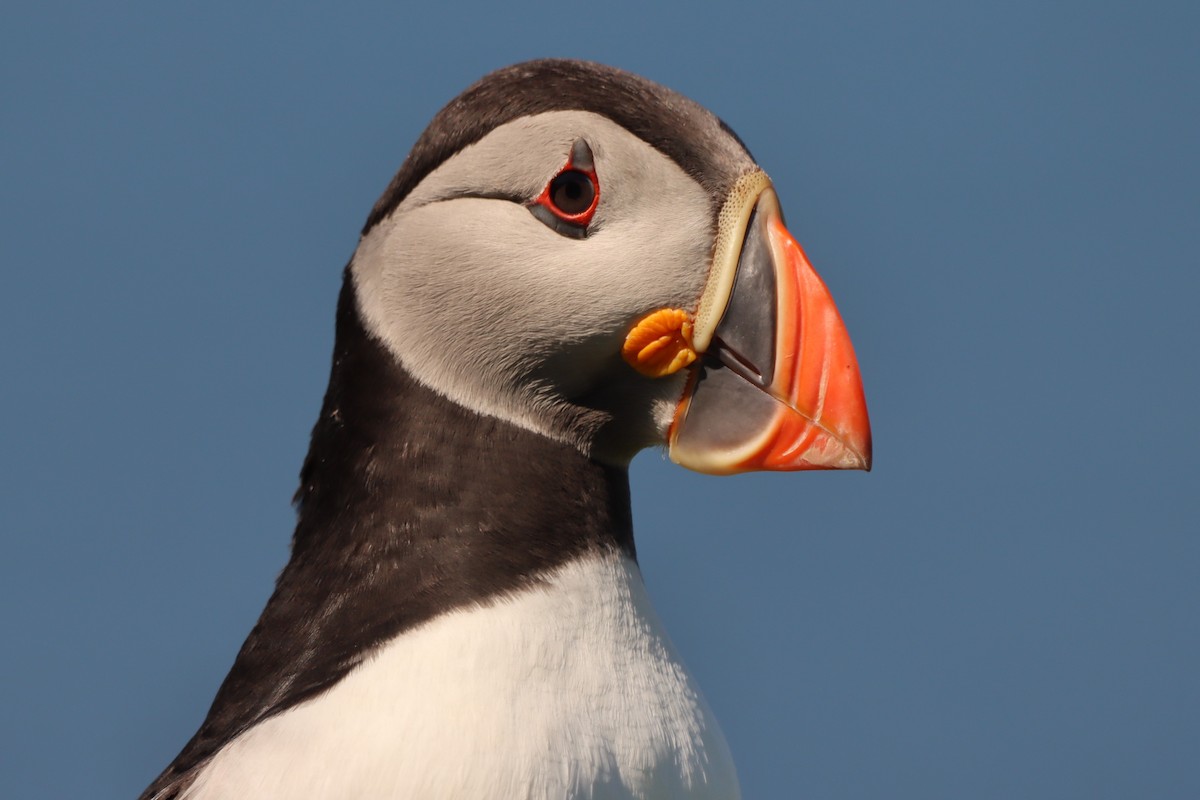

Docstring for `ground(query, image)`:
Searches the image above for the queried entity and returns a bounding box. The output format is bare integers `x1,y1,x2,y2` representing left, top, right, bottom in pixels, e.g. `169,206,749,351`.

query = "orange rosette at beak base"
621,309,698,378
665,182,872,475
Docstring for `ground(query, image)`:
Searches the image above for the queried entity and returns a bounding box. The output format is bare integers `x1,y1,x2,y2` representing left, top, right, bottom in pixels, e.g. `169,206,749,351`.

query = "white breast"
182,552,741,799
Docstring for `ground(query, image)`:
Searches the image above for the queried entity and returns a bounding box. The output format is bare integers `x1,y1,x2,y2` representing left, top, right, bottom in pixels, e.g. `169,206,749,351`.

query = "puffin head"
351,60,871,473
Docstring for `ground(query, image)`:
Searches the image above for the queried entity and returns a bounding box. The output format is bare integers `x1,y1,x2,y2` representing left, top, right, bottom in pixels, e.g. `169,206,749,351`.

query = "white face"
352,110,728,462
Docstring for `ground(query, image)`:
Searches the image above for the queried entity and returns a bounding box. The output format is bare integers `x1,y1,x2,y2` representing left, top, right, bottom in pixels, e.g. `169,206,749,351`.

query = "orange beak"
668,180,872,474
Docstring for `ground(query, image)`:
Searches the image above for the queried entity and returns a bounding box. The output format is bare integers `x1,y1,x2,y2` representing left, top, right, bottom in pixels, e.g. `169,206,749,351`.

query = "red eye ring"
531,144,600,230
534,166,599,225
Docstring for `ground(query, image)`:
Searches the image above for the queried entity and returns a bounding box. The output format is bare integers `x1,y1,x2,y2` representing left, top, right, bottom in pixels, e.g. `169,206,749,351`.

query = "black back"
140,273,635,799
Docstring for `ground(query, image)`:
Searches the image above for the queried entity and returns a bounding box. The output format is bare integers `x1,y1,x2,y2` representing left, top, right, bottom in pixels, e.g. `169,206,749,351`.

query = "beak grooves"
667,174,872,474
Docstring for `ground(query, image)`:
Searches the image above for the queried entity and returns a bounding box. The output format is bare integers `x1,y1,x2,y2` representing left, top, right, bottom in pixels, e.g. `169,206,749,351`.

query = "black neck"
143,270,634,799
294,268,636,582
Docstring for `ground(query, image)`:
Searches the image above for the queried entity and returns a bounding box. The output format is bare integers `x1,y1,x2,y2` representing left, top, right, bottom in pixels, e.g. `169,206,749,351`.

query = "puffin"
141,59,871,800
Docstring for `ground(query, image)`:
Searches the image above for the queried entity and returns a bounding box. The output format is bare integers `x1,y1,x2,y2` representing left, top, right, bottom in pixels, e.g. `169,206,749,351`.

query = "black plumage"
141,273,636,799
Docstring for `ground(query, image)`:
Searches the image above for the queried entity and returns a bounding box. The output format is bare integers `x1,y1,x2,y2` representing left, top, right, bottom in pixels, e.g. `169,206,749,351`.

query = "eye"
549,170,597,217
529,140,600,239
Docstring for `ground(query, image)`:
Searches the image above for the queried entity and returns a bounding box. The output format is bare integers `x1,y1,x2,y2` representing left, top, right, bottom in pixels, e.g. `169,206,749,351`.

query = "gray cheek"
385,222,528,378
391,206,579,339
348,110,722,452
384,191,713,385
371,202,608,415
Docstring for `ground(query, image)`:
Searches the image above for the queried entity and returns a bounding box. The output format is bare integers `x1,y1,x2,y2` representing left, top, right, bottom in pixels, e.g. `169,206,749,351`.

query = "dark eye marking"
528,139,599,239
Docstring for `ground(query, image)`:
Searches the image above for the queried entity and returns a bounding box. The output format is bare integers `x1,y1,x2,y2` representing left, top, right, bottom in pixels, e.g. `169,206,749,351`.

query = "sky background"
2,2,1197,798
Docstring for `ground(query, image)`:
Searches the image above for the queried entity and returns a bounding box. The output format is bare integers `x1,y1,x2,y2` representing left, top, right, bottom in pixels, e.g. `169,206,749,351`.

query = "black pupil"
550,171,594,216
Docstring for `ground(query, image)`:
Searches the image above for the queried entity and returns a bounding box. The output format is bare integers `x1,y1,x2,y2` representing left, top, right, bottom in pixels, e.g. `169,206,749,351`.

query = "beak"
668,173,872,474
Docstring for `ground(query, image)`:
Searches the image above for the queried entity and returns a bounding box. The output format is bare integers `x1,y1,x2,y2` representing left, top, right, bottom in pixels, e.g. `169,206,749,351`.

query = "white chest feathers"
183,553,741,799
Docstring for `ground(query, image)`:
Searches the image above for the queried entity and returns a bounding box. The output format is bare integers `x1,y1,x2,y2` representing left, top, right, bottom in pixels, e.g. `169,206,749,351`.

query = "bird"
140,59,871,800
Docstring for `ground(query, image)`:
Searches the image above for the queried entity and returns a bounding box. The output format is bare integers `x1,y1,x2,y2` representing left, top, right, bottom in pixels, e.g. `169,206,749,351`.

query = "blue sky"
2,2,1197,798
